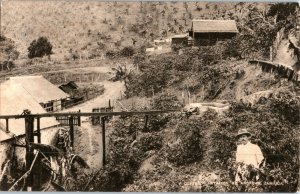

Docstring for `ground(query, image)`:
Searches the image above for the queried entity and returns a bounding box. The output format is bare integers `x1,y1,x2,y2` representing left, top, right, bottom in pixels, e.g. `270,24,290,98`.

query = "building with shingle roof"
189,20,239,46
0,80,60,142
6,75,70,112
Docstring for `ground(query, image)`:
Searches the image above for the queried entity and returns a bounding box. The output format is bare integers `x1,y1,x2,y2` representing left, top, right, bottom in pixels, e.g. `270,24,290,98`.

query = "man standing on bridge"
235,128,264,183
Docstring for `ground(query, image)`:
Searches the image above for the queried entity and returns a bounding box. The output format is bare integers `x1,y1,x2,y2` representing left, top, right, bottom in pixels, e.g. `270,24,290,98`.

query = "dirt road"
58,65,124,169
62,80,124,113
69,80,124,170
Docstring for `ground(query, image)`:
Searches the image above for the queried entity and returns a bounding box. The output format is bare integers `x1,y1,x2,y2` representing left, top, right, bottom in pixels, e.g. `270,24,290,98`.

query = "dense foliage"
126,48,234,99
209,89,300,192
0,35,19,71
28,37,53,59
122,89,299,192
165,118,204,166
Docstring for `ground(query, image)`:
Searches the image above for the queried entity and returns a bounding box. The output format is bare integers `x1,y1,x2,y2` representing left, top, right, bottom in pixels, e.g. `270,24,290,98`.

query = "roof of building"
192,20,238,33
59,81,79,94
7,75,69,103
0,80,59,141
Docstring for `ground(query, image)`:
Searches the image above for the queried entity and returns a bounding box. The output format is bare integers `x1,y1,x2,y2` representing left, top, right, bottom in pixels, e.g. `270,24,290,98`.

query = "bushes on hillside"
120,46,135,57
121,87,299,192
207,89,300,192
138,133,163,152
0,35,19,71
106,46,135,59
152,93,183,110
165,118,204,166
126,49,232,99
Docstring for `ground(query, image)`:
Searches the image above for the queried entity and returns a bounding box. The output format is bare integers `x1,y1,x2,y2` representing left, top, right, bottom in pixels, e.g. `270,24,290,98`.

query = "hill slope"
1,1,268,59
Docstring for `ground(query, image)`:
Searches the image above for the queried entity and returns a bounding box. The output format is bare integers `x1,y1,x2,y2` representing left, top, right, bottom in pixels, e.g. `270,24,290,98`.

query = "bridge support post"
5,118,9,132
24,110,34,191
144,115,149,131
36,117,41,143
78,110,81,127
101,117,106,166
69,116,74,148
36,117,41,190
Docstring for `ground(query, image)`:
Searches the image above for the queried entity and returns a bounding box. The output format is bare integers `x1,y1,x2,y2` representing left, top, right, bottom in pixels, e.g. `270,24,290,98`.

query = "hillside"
1,1,269,60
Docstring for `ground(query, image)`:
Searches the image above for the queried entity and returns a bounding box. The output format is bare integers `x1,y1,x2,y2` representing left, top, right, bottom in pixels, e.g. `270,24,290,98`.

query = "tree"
268,3,298,24
28,36,53,59
183,2,188,12
111,64,133,98
0,35,19,71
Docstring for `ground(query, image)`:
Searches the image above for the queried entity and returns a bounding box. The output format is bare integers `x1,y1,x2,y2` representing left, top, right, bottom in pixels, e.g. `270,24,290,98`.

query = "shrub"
28,36,53,59
152,93,183,110
106,50,119,59
120,46,134,57
138,133,163,152
165,118,204,166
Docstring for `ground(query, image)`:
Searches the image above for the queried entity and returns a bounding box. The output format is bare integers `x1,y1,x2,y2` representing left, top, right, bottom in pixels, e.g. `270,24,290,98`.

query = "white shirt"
236,141,264,168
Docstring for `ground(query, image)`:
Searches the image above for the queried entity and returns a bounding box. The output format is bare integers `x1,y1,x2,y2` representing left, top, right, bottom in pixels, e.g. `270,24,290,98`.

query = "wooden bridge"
0,109,179,191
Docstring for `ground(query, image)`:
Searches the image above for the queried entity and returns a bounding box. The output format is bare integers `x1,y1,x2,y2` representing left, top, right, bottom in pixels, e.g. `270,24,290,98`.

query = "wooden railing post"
36,117,41,190
69,116,74,148
24,110,34,191
78,110,81,127
5,118,9,132
36,117,41,143
144,115,149,131
101,117,106,166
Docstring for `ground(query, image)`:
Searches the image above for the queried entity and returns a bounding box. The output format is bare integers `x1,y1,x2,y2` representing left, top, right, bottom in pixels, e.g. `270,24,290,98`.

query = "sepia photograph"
0,1,299,192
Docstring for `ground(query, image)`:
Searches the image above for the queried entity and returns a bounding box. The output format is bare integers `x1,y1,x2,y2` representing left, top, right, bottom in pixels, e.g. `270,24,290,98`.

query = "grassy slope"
2,1,260,59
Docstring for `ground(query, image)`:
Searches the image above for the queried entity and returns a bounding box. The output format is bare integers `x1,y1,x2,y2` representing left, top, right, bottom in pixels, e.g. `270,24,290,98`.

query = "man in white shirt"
235,128,264,182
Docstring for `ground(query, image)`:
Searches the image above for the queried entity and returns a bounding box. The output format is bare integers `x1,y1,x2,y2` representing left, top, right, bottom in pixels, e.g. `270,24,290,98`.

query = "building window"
41,101,54,112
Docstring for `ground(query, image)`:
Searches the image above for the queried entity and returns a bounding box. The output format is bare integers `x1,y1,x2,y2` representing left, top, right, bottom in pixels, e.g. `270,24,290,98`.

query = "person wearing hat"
235,128,264,183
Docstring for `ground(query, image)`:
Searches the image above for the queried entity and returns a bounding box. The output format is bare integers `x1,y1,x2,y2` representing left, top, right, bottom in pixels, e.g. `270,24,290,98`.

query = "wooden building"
0,80,60,169
171,34,189,46
189,20,238,46
5,75,70,112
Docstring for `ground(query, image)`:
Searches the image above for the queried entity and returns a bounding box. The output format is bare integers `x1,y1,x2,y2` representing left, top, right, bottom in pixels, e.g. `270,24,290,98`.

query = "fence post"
101,117,106,166
24,110,34,191
78,110,81,127
5,118,9,132
144,115,149,131
37,117,41,143
69,116,74,148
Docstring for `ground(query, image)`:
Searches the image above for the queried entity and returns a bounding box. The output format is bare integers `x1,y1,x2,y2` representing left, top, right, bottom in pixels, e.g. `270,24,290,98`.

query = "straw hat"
236,128,251,138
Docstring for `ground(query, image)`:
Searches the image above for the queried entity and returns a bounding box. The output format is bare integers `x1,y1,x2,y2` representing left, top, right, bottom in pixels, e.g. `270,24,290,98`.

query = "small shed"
189,20,238,46
171,34,190,47
59,81,79,94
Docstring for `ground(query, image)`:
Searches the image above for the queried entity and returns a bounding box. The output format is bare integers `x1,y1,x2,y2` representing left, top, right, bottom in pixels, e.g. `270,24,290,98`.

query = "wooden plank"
0,110,180,119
